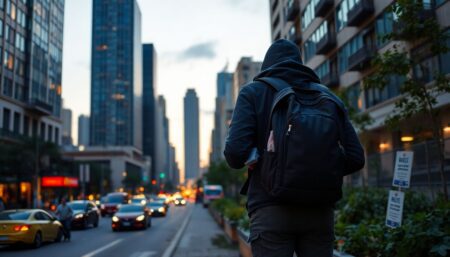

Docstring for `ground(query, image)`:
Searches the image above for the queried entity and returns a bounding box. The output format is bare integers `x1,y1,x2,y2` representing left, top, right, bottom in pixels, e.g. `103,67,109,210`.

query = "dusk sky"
62,0,271,177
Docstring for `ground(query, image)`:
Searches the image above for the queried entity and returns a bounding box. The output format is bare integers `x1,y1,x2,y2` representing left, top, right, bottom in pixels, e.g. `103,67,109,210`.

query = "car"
68,200,100,229
152,197,170,209
130,195,147,206
111,204,151,231
174,197,186,206
100,192,129,217
146,201,167,217
0,209,63,248
203,185,224,208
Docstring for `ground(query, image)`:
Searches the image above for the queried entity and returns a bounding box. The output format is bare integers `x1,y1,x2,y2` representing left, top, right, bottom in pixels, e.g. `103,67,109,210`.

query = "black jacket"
224,39,365,214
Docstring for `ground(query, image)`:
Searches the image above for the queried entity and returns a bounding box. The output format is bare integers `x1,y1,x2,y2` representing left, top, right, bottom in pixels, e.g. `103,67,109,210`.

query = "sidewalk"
172,204,239,257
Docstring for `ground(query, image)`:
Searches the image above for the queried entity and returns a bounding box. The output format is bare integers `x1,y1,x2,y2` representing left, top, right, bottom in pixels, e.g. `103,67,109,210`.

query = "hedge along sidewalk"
172,204,238,257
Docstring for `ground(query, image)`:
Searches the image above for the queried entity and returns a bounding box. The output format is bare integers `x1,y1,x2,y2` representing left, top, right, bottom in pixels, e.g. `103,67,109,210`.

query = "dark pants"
60,219,71,240
249,205,334,257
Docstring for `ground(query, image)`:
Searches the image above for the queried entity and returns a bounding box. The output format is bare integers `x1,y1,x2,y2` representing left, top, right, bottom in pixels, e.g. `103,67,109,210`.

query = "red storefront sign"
41,176,79,188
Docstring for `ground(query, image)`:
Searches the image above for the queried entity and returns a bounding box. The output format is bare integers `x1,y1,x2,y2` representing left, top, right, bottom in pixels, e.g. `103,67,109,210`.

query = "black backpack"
255,77,347,206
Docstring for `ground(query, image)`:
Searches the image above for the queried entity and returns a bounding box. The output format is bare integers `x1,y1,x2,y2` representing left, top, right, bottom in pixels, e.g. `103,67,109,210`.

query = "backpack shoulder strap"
255,77,291,92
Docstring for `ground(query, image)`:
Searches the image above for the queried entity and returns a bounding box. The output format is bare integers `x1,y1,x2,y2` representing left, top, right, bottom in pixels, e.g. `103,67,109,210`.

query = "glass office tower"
90,0,142,148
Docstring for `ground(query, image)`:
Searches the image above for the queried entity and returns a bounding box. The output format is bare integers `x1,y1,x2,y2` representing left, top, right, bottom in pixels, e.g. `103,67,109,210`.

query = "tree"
364,0,450,200
205,161,246,201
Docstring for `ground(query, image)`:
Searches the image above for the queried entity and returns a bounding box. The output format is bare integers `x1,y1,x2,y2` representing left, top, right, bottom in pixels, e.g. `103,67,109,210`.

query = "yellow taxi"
0,209,63,248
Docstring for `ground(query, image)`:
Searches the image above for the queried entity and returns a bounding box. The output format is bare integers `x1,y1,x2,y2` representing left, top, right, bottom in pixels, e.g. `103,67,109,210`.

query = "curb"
161,206,194,257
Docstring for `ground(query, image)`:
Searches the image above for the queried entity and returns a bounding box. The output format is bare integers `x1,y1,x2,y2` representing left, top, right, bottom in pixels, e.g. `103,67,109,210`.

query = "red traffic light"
151,179,157,185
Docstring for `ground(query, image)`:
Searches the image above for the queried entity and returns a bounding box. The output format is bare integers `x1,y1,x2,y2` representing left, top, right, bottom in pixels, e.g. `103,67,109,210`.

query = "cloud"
178,41,217,61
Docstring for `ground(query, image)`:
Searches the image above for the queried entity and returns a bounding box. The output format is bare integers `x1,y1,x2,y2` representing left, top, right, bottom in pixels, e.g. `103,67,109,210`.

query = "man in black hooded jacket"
224,40,365,257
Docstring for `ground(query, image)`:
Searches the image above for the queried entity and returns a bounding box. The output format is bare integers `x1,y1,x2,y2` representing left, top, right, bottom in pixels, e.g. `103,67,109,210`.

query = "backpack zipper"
286,124,292,136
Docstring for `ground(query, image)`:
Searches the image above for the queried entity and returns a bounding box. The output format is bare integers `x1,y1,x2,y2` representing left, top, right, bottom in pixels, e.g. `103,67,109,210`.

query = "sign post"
386,151,413,228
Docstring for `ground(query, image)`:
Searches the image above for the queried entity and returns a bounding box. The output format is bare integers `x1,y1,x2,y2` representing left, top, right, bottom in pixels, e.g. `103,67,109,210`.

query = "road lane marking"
129,251,157,257
161,207,193,257
81,239,124,257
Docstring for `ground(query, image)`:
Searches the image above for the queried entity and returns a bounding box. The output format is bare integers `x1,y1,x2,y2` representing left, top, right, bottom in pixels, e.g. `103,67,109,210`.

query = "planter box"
224,219,238,243
208,206,224,228
237,228,252,257
333,250,355,257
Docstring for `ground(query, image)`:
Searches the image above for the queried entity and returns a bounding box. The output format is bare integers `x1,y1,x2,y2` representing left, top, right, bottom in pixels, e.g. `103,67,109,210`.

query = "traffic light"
151,179,157,185
159,172,165,179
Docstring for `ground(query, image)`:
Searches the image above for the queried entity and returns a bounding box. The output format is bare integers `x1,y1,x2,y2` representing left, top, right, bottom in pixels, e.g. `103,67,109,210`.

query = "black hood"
254,39,320,85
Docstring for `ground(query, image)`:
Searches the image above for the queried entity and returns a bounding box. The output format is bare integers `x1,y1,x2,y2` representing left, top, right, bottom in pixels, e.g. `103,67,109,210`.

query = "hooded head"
261,39,303,70
255,39,320,85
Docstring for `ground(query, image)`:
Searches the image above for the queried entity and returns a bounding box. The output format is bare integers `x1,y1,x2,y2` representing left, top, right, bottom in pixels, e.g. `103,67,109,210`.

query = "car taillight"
14,225,31,232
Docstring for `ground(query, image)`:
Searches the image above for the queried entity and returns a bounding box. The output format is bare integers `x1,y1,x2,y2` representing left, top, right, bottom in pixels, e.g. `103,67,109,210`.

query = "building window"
3,78,13,97
364,75,403,108
304,36,316,63
0,19,3,37
439,30,450,74
2,108,11,131
338,34,363,74
346,83,362,112
315,60,330,80
4,51,14,70
13,112,20,134
302,0,319,30
413,55,440,84
375,10,394,48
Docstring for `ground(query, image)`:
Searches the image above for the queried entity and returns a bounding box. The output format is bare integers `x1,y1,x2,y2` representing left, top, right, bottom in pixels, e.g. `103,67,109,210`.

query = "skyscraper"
233,57,262,102
142,44,157,179
78,115,90,146
90,0,143,149
184,89,200,181
211,71,233,163
155,95,170,182
0,0,65,208
61,107,72,146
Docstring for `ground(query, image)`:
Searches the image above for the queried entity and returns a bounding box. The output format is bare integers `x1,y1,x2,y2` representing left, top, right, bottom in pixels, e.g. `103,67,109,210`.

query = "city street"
0,205,191,257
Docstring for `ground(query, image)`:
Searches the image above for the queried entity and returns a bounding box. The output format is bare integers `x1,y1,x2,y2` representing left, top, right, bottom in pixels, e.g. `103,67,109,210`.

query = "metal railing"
348,138,450,196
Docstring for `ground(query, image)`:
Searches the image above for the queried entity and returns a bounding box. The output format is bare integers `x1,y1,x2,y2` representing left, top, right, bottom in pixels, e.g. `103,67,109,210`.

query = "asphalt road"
0,204,192,257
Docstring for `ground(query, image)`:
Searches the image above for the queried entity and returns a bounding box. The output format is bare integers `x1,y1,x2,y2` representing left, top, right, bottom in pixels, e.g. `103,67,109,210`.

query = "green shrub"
336,188,449,257
224,205,246,222
211,198,235,214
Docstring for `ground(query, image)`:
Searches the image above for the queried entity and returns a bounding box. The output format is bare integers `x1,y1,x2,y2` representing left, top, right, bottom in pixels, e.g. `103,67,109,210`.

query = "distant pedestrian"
55,198,73,241
224,40,365,257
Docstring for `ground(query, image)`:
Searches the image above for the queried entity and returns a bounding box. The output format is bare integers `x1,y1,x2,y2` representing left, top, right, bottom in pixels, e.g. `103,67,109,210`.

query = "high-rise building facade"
154,95,170,182
142,43,157,179
233,57,262,102
78,115,90,146
211,71,234,163
269,0,450,188
61,107,72,146
90,0,143,149
184,89,200,181
0,0,65,208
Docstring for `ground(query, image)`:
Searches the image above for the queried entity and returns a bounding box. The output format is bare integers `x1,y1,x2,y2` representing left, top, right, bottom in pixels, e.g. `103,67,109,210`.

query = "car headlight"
112,216,119,222
150,209,154,213
181,200,186,204
136,215,145,221
74,213,84,219
175,200,179,204
158,207,165,213
141,200,146,205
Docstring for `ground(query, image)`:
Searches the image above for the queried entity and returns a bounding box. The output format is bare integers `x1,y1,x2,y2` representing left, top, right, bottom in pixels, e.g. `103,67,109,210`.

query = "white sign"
392,151,414,188
386,190,405,228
